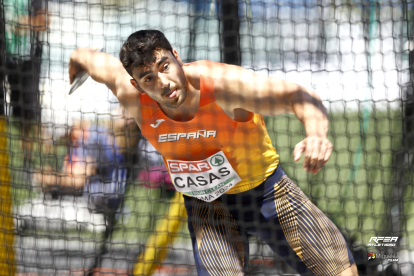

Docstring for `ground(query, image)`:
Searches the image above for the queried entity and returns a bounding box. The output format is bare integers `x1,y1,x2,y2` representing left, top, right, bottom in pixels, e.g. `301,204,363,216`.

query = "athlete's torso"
139,62,279,195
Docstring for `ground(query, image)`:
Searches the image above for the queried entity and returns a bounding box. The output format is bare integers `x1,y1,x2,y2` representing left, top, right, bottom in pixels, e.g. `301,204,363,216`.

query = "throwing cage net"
1,0,413,275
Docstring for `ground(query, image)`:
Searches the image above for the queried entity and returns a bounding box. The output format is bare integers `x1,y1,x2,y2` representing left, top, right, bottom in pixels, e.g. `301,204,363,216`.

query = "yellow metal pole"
133,192,186,276
0,116,15,275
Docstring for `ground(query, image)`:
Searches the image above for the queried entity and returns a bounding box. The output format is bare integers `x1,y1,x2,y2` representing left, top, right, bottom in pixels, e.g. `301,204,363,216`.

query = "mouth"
165,88,178,99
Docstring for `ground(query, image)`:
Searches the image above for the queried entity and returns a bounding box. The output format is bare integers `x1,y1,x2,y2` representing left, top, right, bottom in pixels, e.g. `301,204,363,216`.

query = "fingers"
68,49,84,85
293,141,305,162
323,141,333,167
298,137,333,175
69,60,76,84
68,59,82,85
304,137,317,173
68,47,101,84
313,140,331,174
69,70,75,85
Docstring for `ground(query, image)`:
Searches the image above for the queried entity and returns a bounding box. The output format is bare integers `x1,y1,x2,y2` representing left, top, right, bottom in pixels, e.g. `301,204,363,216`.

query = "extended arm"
68,48,142,126
211,63,332,174
69,48,124,94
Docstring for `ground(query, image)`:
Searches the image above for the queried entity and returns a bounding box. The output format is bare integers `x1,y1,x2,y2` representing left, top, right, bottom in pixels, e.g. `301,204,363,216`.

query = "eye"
163,63,169,71
144,76,152,82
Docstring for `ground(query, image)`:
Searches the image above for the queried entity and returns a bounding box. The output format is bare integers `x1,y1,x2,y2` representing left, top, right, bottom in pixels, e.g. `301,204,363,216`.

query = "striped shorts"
183,165,355,276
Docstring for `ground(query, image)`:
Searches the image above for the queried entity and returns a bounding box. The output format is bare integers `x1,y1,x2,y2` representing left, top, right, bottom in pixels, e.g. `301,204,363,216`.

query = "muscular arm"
69,48,142,127
195,61,332,174
69,48,125,94
211,64,327,136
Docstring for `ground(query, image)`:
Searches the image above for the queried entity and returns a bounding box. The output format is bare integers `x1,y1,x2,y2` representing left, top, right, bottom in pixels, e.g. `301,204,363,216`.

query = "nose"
158,74,170,89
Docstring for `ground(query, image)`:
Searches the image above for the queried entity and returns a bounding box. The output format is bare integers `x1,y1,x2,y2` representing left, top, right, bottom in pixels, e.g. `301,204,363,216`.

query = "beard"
150,87,187,108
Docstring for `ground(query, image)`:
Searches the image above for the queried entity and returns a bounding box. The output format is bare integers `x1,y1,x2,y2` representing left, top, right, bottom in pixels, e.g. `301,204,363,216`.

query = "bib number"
166,151,241,202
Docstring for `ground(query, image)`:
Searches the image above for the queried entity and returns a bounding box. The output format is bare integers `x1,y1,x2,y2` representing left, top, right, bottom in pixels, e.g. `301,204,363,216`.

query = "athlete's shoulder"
184,60,224,70
184,60,225,77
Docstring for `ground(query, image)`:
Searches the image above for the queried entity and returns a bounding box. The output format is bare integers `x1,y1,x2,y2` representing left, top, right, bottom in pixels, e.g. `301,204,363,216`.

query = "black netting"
0,0,413,275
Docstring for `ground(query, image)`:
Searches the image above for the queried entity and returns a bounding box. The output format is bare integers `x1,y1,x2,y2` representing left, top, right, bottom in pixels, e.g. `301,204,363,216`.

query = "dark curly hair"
119,30,173,77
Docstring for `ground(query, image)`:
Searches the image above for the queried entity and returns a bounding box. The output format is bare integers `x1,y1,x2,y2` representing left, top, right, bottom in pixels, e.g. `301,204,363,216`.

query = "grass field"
265,109,410,247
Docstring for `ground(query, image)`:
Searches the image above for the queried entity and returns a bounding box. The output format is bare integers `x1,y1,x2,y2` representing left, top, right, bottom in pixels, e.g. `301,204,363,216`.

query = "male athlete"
69,30,358,276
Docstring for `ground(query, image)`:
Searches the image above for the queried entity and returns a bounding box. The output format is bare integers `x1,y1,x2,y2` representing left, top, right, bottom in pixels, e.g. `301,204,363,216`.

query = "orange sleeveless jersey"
139,62,279,194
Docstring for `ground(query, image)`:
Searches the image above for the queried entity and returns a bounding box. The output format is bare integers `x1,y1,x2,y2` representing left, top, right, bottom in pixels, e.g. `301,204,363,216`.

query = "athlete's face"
130,48,187,108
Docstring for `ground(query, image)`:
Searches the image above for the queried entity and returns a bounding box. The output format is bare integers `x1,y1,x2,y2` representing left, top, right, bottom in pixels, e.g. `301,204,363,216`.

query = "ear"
130,79,145,94
172,49,183,66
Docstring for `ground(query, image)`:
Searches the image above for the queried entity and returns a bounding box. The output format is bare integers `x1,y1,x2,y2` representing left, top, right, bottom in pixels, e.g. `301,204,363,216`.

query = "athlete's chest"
142,105,236,160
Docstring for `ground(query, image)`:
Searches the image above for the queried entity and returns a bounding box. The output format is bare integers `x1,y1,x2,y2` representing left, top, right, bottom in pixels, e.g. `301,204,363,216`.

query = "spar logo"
367,237,398,247
168,161,211,174
210,154,225,166
368,252,376,261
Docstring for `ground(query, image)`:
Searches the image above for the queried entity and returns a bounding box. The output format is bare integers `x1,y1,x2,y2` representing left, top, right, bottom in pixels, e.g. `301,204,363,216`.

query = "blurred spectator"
29,115,133,273
136,137,174,193
35,117,130,207
34,120,98,197
0,0,49,122
81,120,128,212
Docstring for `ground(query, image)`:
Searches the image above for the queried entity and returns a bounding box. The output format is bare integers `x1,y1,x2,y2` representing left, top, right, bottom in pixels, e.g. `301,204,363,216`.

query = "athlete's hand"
69,50,83,85
293,136,333,174
69,47,100,84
